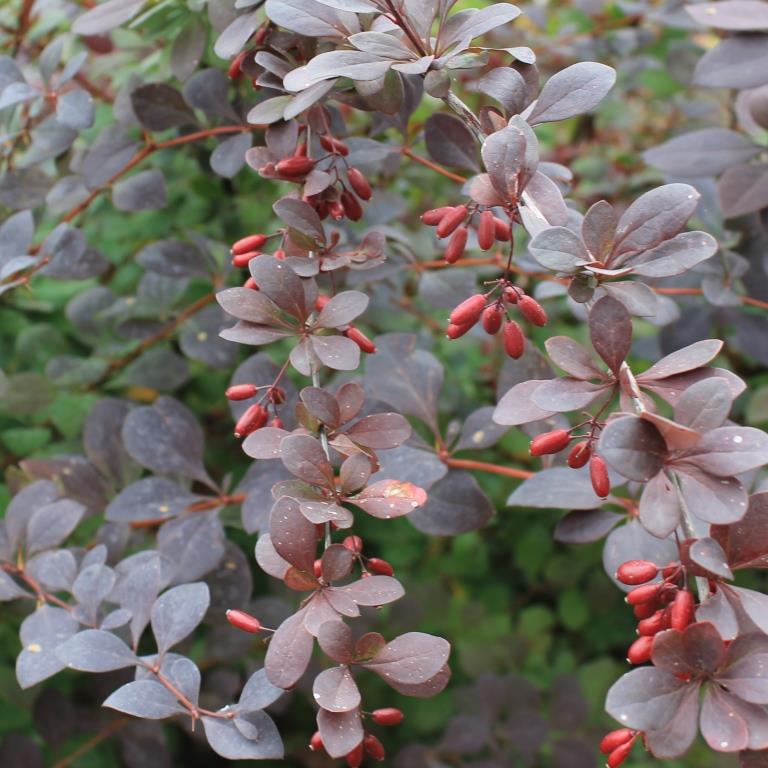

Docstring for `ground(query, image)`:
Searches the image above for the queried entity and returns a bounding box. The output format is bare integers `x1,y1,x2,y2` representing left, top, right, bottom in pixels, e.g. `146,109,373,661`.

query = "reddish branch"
52,719,129,768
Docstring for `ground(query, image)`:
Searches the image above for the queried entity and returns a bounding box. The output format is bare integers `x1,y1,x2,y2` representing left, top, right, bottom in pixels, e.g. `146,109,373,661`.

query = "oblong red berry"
518,294,548,326
343,535,363,554
231,250,260,268
436,205,467,238
637,609,669,637
590,454,610,498
633,602,657,619
371,708,404,726
608,739,635,768
347,167,372,200
477,210,495,250
502,320,525,358
627,634,654,664
345,326,376,354
226,609,261,633
231,234,267,255
567,441,591,469
341,190,363,221
481,304,504,335
244,276,258,290
225,384,258,401
670,589,695,630
444,225,468,264
600,728,634,755
329,200,345,220
269,417,284,429
309,731,324,752
502,285,519,304
626,583,662,606
446,322,473,340
368,558,393,576
616,560,659,586
320,135,349,155
530,429,571,457
276,156,315,177
234,403,268,438
227,50,248,80
313,559,322,578
449,294,487,326
346,743,363,767
364,734,385,761
421,206,453,226
493,216,511,241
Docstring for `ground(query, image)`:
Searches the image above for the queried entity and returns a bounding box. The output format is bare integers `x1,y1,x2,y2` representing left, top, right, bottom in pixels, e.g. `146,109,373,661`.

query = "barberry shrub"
1,0,768,766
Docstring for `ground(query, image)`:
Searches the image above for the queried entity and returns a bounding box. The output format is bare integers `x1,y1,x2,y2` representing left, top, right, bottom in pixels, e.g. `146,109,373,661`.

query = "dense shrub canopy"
1,0,768,767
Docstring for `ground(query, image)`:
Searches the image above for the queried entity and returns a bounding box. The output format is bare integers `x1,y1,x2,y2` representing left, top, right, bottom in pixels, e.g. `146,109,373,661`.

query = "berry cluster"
528,428,610,498
309,708,403,765
445,288,547,359
421,205,511,264
600,728,639,767
225,383,285,438
617,560,695,664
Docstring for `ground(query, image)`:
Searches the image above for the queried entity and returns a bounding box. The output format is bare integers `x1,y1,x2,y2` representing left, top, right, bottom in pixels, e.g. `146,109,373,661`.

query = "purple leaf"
494,380,557,426
269,496,317,572
317,621,355,664
636,339,723,381
364,632,450,685
280,434,335,487
553,508,623,543
652,623,726,676
685,427,768,477
674,378,733,431
249,254,309,320
481,124,527,202
599,415,667,482
265,609,314,689
700,686,750,752
300,386,341,427
337,576,404,607
55,629,138,672
320,544,355,582
589,295,632,375
202,712,283,759
312,666,360,712
345,413,411,449
316,708,364,759
310,334,360,371
711,492,768,569
351,479,427,519
104,680,186,719
545,336,604,380
527,62,616,124
530,377,607,411
150,583,210,656
509,467,605,510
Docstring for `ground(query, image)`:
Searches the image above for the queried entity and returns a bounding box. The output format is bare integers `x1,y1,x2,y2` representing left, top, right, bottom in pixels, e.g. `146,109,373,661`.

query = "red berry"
329,200,345,220
444,225,468,264
313,559,322,578
341,190,363,221
364,734,385,761
231,250,260,268
244,277,258,290
502,285,519,304
608,739,635,767
225,384,258,401
309,731,324,752
670,590,695,630
234,404,268,438
296,141,308,157
502,320,525,358
371,708,404,726
421,206,453,226
567,441,591,469
481,304,504,335
231,234,267,255
446,322,473,339
530,429,571,457
345,326,376,354
343,535,363,554
269,417,284,429
590,455,610,498
450,294,487,326
225,609,261,633
227,50,249,80
315,295,331,311
616,560,659,586
518,294,548,326
493,216,511,241
276,156,315,177
637,609,669,637
320,135,349,155
347,168,372,200
273,248,285,260
477,210,495,250
436,205,468,238
346,743,364,767
600,729,634,755
368,558,393,576
627,634,654,664
626,583,662,606
633,602,657,619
